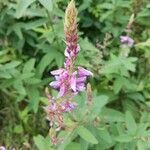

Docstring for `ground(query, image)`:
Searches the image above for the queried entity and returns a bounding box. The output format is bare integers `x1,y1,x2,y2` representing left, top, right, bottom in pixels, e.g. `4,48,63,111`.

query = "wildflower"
62,101,77,112
44,99,64,127
0,146,6,150
78,67,93,77
120,35,134,47
46,0,93,145
49,0,93,97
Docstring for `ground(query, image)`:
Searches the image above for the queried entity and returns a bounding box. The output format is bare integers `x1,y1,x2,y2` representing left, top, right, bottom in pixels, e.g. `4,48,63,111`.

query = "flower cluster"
49,0,93,98
49,0,93,99
50,67,93,97
44,93,77,127
45,0,93,144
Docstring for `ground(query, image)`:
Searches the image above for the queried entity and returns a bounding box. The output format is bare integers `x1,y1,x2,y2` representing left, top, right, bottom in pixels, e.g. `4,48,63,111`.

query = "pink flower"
76,82,85,91
76,77,86,91
51,68,65,75
64,58,72,68
50,70,69,97
48,0,93,113
59,83,66,97
49,81,61,89
46,0,93,145
65,44,80,58
78,67,93,77
62,101,77,112
49,67,93,96
120,36,134,47
0,146,6,150
71,72,77,92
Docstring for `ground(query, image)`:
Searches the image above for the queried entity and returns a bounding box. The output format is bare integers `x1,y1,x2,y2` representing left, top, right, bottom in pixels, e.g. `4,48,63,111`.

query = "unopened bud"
45,87,52,100
64,0,78,43
64,0,77,31
49,128,56,137
87,83,93,106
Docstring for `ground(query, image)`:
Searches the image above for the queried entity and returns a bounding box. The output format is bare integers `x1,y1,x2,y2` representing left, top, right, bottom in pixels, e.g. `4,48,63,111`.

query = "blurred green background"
0,0,150,149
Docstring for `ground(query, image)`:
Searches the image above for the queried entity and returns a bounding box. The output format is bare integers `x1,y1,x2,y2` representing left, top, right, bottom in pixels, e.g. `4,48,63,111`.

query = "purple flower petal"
62,101,77,112
78,67,93,77
76,82,85,91
76,44,80,53
61,71,69,79
76,77,86,83
58,83,66,97
51,68,65,75
54,75,60,80
120,36,134,47
64,58,72,68
0,146,6,150
64,47,70,58
49,81,61,89
70,73,77,92
120,36,128,42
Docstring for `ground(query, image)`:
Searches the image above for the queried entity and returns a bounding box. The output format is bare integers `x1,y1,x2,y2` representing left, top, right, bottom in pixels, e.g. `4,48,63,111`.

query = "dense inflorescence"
45,0,93,144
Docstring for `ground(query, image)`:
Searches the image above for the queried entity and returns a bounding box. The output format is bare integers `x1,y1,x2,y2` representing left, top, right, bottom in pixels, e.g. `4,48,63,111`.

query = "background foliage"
0,0,150,149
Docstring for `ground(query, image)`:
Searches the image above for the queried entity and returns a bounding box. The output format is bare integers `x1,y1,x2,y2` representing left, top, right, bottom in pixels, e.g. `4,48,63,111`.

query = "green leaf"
113,76,125,94
0,71,12,79
98,128,112,144
66,142,81,150
123,100,139,119
137,9,150,17
2,61,21,69
99,3,113,9
77,126,98,144
128,93,145,102
91,95,108,117
13,81,26,95
101,55,137,76
23,58,36,73
76,54,90,67
100,108,125,123
80,138,89,150
19,107,30,124
135,39,150,58
36,52,54,78
80,38,99,52
57,131,76,150
26,87,40,113
24,78,41,85
25,7,47,17
24,19,48,30
124,57,137,72
115,134,133,142
38,0,53,12
125,111,137,134
33,135,53,150
137,141,145,150
15,0,36,18
12,23,24,39
13,125,23,134
17,73,35,80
